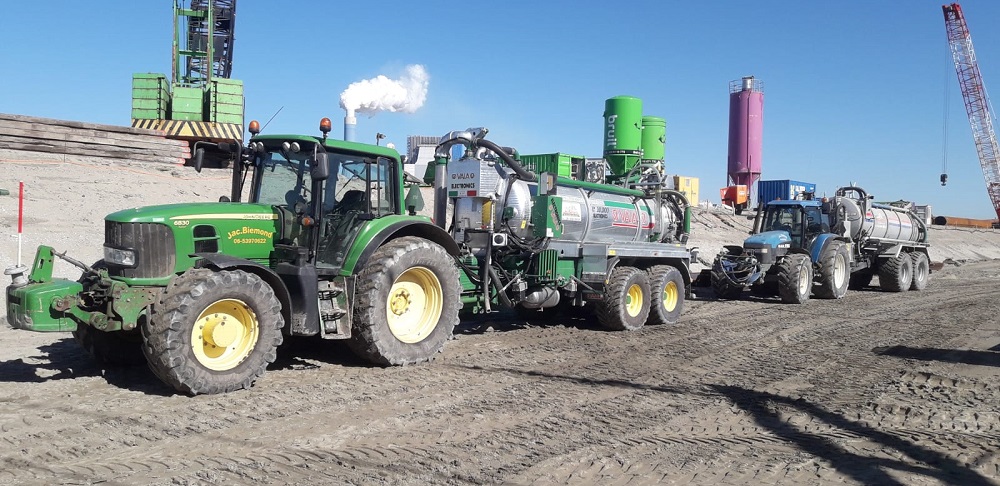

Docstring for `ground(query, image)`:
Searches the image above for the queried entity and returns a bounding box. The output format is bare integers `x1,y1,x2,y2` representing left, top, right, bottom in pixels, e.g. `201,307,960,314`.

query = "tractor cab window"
323,156,396,216
254,145,317,213
316,155,398,269
764,206,800,233
804,206,829,235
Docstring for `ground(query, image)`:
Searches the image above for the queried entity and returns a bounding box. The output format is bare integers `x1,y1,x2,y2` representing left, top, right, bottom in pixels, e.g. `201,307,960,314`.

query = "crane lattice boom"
943,3,1000,220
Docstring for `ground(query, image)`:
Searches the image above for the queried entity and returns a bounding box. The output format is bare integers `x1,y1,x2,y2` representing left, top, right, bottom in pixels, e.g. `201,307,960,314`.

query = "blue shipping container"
757,180,817,206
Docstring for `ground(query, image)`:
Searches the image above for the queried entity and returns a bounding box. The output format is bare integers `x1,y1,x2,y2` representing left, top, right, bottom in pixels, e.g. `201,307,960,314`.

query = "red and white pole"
17,181,24,266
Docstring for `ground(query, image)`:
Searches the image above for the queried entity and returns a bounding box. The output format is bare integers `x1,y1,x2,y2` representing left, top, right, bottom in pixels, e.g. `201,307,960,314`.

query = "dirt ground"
2,154,999,485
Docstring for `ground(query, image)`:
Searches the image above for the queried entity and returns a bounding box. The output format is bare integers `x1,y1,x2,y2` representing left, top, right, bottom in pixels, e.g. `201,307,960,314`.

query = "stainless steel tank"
447,154,681,245
835,188,927,244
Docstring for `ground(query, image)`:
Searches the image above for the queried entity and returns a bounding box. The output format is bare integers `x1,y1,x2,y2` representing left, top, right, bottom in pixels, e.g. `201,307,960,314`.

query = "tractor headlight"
103,247,136,266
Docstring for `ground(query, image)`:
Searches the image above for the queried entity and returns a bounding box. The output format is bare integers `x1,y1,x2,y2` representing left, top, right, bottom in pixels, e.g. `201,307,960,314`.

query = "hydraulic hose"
477,138,536,182
488,265,515,309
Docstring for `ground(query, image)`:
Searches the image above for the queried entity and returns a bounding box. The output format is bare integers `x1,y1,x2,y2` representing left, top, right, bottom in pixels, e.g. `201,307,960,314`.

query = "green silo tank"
640,116,666,162
603,96,643,177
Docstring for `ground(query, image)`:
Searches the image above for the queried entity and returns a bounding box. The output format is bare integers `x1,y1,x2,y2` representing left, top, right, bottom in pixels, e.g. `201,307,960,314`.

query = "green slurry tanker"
6,97,696,395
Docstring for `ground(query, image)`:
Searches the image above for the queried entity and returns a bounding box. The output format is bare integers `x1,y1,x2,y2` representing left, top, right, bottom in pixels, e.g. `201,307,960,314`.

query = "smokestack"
344,110,357,142
339,65,429,143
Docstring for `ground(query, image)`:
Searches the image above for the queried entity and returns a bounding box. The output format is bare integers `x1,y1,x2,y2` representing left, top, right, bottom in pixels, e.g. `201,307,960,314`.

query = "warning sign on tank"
562,202,583,222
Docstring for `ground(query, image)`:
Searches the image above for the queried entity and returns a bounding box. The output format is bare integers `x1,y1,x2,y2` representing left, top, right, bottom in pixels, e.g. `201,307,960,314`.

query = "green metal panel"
536,249,559,280
555,176,644,197
603,96,643,177
339,215,434,276
132,73,169,120
6,279,83,332
640,116,666,162
519,153,581,179
530,195,563,238
209,78,243,124
555,259,576,281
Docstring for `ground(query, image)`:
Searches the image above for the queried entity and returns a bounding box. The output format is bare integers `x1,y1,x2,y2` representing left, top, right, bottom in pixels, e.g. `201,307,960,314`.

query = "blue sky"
3,1,1000,218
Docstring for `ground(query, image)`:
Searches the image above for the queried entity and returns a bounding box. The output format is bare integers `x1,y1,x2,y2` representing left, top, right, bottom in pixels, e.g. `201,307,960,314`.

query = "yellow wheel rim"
626,283,644,317
662,281,679,312
190,298,259,371
386,267,442,344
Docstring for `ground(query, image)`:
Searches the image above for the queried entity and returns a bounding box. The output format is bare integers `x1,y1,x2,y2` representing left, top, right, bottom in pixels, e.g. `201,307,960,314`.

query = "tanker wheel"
776,254,813,304
849,270,874,290
348,237,460,366
143,268,284,395
597,266,651,331
710,263,744,300
878,253,913,292
647,265,684,326
814,241,850,299
909,252,930,291
72,260,145,366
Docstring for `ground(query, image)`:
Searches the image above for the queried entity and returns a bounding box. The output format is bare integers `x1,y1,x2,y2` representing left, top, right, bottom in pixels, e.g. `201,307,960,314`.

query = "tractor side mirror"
193,147,205,173
312,153,330,181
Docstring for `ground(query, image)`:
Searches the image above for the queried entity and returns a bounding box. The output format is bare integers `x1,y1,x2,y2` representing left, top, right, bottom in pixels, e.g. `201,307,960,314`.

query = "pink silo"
727,76,764,198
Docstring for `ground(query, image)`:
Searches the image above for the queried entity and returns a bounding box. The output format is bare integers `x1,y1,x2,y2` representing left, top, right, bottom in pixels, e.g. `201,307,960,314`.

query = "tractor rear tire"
776,254,813,304
597,266,651,331
348,237,461,366
878,253,913,292
814,241,850,299
143,268,284,395
72,325,145,367
647,265,685,326
910,252,930,291
710,264,744,300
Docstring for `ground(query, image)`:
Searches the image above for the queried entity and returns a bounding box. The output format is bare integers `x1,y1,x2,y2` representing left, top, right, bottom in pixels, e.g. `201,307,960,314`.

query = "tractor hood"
106,202,276,224
744,230,791,249
104,203,281,283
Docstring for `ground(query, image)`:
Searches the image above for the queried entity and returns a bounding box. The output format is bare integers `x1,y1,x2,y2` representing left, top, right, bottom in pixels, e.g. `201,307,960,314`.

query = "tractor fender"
192,253,293,333
809,234,852,264
346,220,460,275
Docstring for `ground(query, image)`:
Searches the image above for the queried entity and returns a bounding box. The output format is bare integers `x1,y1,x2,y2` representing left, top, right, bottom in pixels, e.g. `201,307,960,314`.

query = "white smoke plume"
339,64,429,117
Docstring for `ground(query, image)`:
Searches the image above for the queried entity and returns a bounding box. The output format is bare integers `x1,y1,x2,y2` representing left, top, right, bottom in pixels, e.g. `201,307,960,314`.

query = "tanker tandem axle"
5,109,695,395
711,186,931,303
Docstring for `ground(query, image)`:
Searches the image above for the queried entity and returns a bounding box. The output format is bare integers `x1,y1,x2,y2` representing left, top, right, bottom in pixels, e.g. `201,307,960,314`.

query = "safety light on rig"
320,118,332,141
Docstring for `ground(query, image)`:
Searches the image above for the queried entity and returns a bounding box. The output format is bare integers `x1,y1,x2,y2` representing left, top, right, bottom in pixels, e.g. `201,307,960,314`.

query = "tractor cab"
758,201,829,250
243,136,402,273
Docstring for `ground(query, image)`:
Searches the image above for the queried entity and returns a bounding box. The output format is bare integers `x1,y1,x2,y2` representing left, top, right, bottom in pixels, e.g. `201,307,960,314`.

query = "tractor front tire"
143,268,284,395
710,264,744,300
348,237,461,366
878,253,913,292
776,254,813,304
597,266,651,331
910,252,930,291
647,265,685,326
814,241,850,299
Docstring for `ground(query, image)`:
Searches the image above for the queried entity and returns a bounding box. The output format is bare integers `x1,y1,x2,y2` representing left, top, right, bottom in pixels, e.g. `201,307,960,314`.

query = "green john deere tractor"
5,119,460,395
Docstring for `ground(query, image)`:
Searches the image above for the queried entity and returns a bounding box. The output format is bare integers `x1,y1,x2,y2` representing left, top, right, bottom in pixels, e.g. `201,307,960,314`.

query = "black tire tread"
347,237,461,366
878,253,912,292
776,254,811,304
647,265,685,326
597,266,651,331
814,241,849,300
142,268,284,395
910,252,930,291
